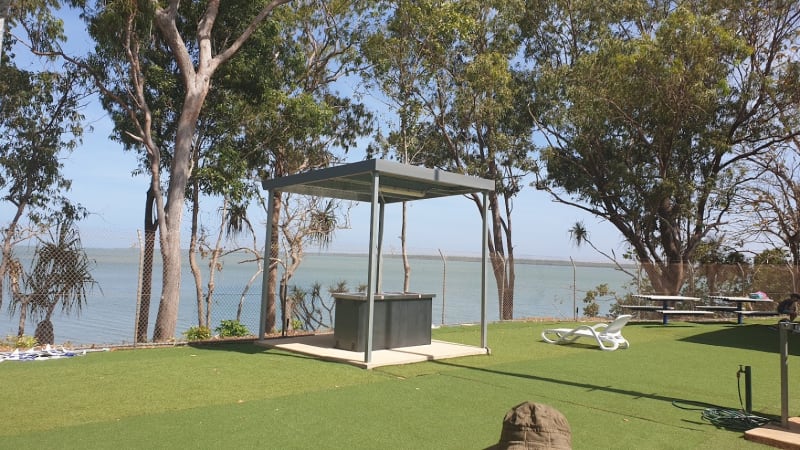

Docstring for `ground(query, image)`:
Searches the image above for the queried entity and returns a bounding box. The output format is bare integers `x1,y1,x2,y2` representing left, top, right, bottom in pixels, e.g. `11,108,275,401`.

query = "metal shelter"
259,159,495,363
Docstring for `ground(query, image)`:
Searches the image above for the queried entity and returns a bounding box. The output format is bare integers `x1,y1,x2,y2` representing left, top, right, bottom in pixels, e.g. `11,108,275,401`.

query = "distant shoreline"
307,251,635,269
72,247,634,270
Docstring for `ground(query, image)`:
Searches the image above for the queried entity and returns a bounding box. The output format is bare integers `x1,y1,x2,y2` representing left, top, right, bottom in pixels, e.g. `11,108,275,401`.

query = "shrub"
1,334,38,349
183,326,212,341
583,284,615,318
291,318,303,331
215,320,250,338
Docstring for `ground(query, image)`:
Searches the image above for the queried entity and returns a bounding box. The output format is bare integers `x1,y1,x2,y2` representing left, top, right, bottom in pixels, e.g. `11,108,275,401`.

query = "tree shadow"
678,324,800,355
187,341,266,354
429,358,780,431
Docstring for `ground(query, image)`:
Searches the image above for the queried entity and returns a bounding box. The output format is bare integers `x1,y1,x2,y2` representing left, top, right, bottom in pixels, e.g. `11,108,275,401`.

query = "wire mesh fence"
1,231,799,349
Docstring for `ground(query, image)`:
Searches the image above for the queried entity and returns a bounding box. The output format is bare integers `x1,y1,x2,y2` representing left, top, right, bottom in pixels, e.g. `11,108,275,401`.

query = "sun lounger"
541,315,632,351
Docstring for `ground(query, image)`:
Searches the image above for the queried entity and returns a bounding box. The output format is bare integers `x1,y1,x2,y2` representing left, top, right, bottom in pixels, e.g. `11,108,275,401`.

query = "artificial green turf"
1,319,798,449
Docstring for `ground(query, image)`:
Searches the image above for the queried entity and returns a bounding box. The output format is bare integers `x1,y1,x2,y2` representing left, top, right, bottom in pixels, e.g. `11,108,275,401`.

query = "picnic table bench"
627,295,704,324
618,305,665,311
657,309,714,318
708,295,777,324
622,294,781,324
696,305,739,312
737,310,780,317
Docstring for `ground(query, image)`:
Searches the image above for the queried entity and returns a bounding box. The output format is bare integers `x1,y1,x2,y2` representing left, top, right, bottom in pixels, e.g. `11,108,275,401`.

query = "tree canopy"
527,0,800,293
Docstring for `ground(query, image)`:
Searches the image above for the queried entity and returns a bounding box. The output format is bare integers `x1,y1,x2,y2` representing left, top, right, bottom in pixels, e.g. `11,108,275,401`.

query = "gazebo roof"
260,159,495,203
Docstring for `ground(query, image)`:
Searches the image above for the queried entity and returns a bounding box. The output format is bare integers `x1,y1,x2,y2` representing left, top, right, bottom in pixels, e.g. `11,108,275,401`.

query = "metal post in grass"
780,321,792,428
778,321,800,427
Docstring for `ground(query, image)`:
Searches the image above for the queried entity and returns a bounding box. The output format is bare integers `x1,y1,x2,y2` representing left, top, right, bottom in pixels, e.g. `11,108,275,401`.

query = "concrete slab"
255,333,489,369
745,416,800,449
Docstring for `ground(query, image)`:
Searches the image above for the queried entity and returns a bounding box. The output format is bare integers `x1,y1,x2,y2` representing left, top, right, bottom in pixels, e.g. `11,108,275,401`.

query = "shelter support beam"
481,192,489,350
377,201,385,293
364,172,381,363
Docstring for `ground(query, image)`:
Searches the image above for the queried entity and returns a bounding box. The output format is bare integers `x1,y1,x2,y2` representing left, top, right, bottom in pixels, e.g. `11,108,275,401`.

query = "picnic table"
627,295,709,325
707,295,777,324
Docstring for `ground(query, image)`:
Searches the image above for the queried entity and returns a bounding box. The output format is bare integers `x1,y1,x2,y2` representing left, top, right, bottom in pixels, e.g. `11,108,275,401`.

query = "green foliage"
582,284,615,318
290,318,303,331
214,320,251,338
308,200,338,248
27,221,96,318
329,281,349,294
755,248,789,266
0,60,87,225
7,220,97,343
529,1,800,294
183,326,212,341
1,334,37,349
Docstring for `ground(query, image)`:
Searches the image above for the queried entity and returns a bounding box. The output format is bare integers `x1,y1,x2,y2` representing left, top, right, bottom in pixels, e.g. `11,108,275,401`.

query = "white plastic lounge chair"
541,315,632,351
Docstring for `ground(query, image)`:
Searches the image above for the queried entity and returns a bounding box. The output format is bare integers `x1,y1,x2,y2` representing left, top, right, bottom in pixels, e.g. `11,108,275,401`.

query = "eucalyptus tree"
738,120,800,268
46,0,296,342
0,5,88,314
228,1,373,332
362,1,420,292
63,0,372,339
525,1,800,294
362,0,535,320
0,0,10,58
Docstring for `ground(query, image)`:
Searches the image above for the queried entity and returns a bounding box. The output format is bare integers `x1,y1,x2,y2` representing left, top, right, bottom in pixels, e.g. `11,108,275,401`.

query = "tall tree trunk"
0,0,10,60
487,192,515,320
188,178,205,328
152,93,206,341
136,185,158,343
147,0,291,341
265,191,282,334
0,198,26,312
8,259,27,337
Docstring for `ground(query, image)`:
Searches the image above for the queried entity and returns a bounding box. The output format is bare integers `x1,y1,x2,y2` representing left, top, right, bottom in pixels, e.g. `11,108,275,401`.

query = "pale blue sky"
55,108,627,262
54,111,627,262
1,7,627,262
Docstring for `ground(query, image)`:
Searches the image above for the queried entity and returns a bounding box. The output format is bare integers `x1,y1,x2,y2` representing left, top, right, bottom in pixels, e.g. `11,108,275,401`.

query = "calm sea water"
0,249,634,346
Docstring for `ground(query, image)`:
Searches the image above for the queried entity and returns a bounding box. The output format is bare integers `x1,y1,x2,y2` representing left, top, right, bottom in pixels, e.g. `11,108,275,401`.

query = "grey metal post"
259,190,276,339
376,201,385,294
781,321,790,428
364,172,381,363
481,191,489,350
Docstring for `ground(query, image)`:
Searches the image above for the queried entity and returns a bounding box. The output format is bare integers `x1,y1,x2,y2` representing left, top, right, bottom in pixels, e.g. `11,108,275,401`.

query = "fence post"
570,257,577,321
438,249,446,326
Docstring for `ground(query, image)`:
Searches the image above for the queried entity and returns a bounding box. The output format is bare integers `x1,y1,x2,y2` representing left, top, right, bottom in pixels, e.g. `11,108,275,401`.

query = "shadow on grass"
679,324,800,355
428,358,780,430
187,341,265,354
186,341,345,365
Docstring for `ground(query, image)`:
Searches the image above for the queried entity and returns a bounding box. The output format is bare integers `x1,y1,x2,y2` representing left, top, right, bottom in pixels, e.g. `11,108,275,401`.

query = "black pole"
745,365,753,414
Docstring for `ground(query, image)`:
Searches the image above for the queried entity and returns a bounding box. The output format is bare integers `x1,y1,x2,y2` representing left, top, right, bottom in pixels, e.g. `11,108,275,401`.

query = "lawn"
1,319,798,449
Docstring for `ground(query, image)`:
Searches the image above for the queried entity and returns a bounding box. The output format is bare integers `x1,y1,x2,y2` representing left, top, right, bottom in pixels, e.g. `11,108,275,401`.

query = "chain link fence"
2,231,799,348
